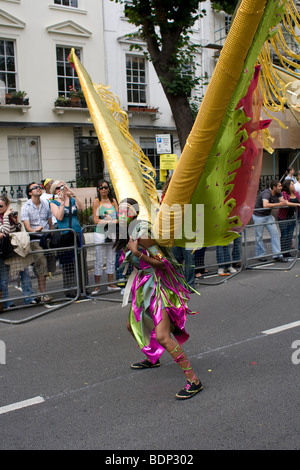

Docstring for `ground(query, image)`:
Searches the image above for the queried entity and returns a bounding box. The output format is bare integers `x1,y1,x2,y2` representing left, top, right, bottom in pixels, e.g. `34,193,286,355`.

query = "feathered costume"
69,0,300,363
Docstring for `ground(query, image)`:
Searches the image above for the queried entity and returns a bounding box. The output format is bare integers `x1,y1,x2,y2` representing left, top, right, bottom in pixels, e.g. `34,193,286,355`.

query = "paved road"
0,263,299,450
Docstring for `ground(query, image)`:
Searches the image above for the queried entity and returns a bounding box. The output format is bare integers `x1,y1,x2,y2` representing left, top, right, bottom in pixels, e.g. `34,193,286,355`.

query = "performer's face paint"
118,205,135,225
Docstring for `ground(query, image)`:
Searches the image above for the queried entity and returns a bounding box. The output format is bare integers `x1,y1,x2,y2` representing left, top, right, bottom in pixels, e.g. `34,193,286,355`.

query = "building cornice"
0,9,25,29
46,20,92,38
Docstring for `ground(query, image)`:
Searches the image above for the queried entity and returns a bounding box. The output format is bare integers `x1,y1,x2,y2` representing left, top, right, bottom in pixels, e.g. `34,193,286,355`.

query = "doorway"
78,137,103,186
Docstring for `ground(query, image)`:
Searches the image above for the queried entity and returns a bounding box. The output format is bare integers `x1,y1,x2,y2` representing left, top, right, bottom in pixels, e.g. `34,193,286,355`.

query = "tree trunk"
164,92,194,151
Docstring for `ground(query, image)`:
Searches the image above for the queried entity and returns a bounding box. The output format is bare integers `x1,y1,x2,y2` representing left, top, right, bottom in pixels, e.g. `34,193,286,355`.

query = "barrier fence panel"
80,225,123,303
243,208,299,270
1,209,300,320
0,228,80,322
194,240,242,285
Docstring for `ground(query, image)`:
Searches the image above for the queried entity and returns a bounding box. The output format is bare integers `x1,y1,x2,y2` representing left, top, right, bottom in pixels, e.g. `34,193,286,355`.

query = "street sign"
160,154,178,170
156,134,172,154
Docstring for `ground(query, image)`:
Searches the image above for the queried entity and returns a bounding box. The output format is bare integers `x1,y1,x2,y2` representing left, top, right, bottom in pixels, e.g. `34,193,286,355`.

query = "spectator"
232,236,242,268
216,245,237,276
278,179,300,257
172,246,195,289
294,170,300,194
41,178,54,203
50,180,84,297
252,180,287,263
41,178,57,225
295,171,300,252
195,247,208,278
161,176,196,290
21,182,53,302
92,179,119,294
0,196,36,308
283,166,297,183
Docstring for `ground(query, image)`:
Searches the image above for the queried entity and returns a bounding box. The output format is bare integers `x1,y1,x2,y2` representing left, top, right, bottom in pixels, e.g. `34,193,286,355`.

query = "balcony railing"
0,175,280,200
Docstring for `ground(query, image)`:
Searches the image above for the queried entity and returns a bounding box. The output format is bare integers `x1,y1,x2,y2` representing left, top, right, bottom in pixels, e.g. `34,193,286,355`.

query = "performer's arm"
127,237,166,270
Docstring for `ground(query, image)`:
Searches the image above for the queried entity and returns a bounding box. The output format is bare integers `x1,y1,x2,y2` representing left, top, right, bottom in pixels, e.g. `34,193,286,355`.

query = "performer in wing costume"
69,0,300,399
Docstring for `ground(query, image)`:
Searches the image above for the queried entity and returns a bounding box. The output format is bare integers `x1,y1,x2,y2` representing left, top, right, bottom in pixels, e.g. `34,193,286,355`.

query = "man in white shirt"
21,182,53,303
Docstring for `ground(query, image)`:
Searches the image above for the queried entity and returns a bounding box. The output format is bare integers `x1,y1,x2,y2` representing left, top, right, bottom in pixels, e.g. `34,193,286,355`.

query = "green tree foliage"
211,0,239,15
111,0,239,148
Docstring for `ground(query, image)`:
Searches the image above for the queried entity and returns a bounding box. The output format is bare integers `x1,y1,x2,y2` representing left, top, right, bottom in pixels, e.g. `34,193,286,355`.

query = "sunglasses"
30,185,42,191
99,185,109,190
56,185,64,191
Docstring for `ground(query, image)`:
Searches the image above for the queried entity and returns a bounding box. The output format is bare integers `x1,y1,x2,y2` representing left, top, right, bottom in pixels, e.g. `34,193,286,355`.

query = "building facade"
0,0,299,195
0,0,105,193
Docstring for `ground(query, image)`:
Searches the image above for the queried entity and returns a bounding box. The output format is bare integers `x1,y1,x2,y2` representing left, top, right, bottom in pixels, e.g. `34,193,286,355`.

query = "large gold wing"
154,0,300,247
69,49,159,222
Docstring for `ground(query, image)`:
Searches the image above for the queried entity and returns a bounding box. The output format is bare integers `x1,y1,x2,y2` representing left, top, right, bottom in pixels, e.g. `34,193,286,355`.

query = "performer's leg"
126,317,134,338
155,309,200,385
127,316,161,369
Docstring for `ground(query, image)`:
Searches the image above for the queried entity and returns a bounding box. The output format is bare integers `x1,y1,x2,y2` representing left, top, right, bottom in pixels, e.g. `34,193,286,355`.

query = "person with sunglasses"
92,179,119,294
20,182,53,303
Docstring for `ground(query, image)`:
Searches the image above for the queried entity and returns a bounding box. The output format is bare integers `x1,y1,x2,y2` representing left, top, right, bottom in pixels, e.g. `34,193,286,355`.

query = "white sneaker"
107,285,121,291
40,294,53,302
91,289,100,295
228,266,237,274
218,268,229,276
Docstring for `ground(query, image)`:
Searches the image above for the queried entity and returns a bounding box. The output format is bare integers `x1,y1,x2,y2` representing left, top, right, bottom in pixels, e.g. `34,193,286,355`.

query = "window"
225,15,232,35
126,55,146,105
8,137,42,185
140,138,159,182
180,63,194,98
56,46,81,97
0,40,16,93
54,0,78,7
124,1,133,17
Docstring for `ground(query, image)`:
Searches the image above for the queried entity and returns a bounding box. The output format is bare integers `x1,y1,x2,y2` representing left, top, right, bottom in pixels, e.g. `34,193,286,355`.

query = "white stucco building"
0,0,105,192
0,0,299,196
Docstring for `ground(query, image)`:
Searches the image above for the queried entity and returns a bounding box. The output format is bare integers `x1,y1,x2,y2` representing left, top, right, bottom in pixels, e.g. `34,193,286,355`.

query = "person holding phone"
50,180,84,297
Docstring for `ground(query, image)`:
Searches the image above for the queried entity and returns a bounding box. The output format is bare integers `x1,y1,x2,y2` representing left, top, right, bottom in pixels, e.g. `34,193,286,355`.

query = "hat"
43,178,53,187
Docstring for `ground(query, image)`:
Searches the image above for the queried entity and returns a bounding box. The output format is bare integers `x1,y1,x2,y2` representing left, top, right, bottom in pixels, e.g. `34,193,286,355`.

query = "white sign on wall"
156,134,172,154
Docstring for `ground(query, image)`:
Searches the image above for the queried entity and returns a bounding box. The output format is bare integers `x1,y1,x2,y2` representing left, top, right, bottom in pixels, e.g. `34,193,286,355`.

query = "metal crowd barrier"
1,210,299,322
194,243,242,286
0,228,80,324
80,225,124,303
243,208,299,270
194,207,299,281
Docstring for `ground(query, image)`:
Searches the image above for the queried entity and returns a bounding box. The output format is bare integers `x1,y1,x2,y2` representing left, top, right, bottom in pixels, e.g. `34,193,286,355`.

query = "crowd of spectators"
0,169,299,310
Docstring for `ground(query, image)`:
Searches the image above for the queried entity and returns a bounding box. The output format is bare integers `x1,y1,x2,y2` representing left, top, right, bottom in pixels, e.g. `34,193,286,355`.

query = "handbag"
0,235,15,260
50,197,74,249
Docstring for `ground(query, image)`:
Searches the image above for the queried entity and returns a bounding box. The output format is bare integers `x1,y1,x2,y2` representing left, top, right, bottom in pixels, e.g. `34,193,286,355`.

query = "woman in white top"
92,179,119,294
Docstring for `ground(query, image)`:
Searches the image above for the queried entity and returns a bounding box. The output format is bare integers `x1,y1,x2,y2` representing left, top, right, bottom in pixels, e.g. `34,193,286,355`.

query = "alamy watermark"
117,202,205,247
0,340,6,365
291,340,300,365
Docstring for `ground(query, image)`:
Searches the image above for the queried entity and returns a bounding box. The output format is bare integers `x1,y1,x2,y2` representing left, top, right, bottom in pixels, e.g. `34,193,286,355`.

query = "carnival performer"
115,198,203,400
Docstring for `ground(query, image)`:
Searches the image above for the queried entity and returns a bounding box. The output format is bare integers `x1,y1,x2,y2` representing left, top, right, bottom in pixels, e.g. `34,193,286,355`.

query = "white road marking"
0,396,44,415
1,319,299,416
262,320,300,335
